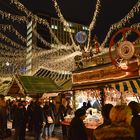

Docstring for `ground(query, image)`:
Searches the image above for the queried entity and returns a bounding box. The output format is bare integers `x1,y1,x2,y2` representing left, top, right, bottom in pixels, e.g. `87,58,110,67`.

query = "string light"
0,24,26,43
100,0,140,48
10,0,62,45
87,0,101,50
0,32,26,49
0,10,27,23
0,0,139,78
52,0,76,46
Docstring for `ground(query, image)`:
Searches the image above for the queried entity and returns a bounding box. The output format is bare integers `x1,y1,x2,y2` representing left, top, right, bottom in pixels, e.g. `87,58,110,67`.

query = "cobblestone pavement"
4,130,63,140
4,122,64,140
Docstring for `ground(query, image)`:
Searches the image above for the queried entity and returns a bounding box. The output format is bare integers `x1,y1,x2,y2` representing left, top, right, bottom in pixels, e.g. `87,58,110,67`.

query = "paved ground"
4,122,64,140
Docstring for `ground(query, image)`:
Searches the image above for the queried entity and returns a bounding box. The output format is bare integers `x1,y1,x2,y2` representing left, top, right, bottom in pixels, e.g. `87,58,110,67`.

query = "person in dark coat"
96,104,113,129
33,100,45,140
68,108,88,140
27,101,35,133
43,101,55,139
81,102,87,110
128,101,140,140
57,99,67,137
14,102,27,140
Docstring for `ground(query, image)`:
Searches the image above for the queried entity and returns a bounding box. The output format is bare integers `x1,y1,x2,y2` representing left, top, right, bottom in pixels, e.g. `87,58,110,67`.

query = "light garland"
0,43,24,54
0,32,26,49
52,0,76,46
87,0,101,50
0,10,27,23
100,0,140,48
0,24,26,43
10,0,62,45
0,0,139,78
12,74,25,95
33,30,51,48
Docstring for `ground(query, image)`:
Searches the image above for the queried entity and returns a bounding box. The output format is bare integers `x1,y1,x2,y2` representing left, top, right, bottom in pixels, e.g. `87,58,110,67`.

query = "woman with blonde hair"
94,105,135,140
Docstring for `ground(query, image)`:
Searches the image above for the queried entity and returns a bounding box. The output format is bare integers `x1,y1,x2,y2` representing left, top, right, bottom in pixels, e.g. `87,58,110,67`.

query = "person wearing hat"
68,108,88,140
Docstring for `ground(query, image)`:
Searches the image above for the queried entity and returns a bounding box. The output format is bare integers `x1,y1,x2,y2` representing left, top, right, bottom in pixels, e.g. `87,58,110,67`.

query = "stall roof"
7,75,60,97
55,79,72,91
19,76,60,94
33,68,72,91
110,78,140,94
72,76,140,94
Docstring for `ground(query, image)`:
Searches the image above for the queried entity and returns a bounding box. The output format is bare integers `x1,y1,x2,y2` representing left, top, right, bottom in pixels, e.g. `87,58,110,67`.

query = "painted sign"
72,65,127,85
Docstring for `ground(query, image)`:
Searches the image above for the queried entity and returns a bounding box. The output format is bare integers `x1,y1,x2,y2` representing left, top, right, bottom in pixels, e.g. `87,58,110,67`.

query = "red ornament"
109,27,140,72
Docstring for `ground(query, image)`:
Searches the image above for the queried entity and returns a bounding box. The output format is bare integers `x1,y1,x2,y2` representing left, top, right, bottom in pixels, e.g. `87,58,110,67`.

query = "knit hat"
75,108,86,117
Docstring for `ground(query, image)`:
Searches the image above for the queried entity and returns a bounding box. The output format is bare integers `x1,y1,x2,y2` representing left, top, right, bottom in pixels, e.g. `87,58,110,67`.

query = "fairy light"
0,32,25,49
0,24,26,43
100,0,140,48
0,0,139,77
33,30,51,48
87,0,101,50
0,10,27,23
52,0,76,46
10,0,62,45
12,74,25,95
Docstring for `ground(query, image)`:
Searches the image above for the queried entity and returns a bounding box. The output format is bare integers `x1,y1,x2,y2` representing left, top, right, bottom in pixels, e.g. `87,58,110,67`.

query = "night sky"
0,0,139,43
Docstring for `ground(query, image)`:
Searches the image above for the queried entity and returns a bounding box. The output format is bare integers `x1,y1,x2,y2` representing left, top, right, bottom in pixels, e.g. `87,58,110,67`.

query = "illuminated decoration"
86,0,101,50
33,30,51,47
12,75,25,95
75,31,87,44
0,32,25,49
0,10,27,23
72,65,127,85
93,35,100,54
26,21,33,75
52,0,76,46
109,27,140,72
0,24,26,43
0,0,140,79
101,1,140,48
52,0,101,50
10,0,62,45
117,41,135,60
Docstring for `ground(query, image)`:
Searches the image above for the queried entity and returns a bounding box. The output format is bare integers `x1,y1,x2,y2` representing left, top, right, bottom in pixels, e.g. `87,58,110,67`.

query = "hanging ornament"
109,27,140,72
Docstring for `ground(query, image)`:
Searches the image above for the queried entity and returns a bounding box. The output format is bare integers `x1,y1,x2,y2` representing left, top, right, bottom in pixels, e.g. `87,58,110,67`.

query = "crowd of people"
0,95,72,140
0,94,140,140
68,101,140,140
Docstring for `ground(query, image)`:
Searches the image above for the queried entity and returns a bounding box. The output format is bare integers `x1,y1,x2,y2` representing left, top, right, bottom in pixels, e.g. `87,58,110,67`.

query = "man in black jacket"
68,108,88,140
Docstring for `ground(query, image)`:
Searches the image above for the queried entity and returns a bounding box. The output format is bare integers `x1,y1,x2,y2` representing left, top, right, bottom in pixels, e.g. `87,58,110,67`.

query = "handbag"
47,116,53,124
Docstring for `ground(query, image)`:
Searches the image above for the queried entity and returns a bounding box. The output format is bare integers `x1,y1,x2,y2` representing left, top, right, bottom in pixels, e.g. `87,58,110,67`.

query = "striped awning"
111,79,140,93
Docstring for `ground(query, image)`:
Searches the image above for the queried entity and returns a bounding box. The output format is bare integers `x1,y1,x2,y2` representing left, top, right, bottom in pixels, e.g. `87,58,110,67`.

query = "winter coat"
94,122,135,140
68,117,88,140
131,114,140,140
43,104,55,126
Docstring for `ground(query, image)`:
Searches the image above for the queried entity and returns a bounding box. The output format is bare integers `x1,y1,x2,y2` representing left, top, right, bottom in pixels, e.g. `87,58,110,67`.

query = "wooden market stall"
7,75,60,98
72,63,140,108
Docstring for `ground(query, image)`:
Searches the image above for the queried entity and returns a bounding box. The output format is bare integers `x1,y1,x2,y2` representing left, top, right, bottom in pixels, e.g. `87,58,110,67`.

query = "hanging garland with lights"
0,24,26,43
52,0,76,46
100,0,140,48
0,0,139,78
87,0,101,50
10,0,62,45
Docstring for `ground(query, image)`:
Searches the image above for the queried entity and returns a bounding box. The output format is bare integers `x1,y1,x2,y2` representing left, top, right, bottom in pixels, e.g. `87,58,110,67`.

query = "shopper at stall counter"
96,103,113,129
128,101,140,140
68,108,88,140
94,105,135,140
